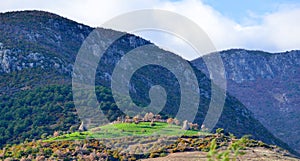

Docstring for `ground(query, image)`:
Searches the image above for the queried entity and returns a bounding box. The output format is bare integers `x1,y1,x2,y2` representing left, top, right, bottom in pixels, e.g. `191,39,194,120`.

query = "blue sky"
202,0,300,23
0,0,300,59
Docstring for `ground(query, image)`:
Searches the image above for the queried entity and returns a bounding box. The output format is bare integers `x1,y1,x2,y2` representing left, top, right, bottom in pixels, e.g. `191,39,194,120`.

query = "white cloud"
0,0,300,60
143,0,300,59
262,9,300,51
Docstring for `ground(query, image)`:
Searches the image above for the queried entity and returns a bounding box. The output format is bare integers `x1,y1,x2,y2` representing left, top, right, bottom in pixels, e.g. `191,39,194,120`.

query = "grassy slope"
46,122,209,141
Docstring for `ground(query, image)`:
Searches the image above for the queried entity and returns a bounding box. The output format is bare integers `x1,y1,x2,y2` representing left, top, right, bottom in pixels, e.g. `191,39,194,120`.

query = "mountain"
0,10,297,155
192,49,300,153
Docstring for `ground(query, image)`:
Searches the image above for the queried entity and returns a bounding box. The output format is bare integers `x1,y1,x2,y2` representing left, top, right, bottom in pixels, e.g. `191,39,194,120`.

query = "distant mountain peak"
192,49,300,153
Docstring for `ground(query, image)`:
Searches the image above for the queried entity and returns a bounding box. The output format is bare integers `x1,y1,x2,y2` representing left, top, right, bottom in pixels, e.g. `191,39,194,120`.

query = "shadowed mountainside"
192,49,300,153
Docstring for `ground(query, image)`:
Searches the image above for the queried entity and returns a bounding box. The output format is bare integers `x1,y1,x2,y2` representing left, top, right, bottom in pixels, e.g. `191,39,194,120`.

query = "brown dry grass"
142,147,300,161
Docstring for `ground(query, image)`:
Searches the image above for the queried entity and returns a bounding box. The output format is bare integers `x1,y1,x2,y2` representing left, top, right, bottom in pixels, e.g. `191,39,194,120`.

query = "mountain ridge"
0,10,298,156
192,48,300,153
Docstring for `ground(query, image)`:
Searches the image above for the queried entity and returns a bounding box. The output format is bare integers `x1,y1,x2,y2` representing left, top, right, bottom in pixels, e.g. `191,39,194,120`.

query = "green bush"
207,136,248,161
159,152,167,157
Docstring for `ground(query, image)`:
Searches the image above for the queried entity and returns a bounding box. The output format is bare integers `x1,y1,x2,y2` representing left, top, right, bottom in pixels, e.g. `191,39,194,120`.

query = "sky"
0,0,300,60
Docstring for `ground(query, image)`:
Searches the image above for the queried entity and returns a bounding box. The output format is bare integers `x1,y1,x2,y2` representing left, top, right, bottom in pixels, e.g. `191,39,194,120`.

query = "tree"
41,133,48,139
117,117,121,122
125,115,130,123
133,114,142,124
182,120,189,130
148,112,154,120
193,123,199,130
155,114,162,120
216,128,224,135
144,113,149,121
174,118,180,126
134,114,142,120
133,117,139,124
69,125,77,132
201,124,208,132
167,118,173,126
53,131,59,137
78,121,87,131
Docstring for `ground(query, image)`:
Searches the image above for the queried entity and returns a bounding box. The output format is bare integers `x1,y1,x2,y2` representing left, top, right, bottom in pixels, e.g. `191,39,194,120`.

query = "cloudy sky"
1,0,300,60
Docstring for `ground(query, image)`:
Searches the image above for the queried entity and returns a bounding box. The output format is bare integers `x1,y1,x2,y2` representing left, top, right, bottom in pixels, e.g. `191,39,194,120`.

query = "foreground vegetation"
1,128,291,161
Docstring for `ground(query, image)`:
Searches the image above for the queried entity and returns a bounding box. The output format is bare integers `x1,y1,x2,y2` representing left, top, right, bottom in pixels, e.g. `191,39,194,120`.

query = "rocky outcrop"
192,49,300,153
0,47,73,74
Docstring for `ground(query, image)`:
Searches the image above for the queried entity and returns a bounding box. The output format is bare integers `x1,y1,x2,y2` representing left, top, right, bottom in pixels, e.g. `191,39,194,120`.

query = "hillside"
1,127,299,161
192,49,300,153
0,10,298,156
143,150,300,161
2,84,296,155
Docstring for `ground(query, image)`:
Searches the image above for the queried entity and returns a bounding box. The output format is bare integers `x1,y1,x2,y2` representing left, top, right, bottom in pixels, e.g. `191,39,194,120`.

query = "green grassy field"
45,122,210,141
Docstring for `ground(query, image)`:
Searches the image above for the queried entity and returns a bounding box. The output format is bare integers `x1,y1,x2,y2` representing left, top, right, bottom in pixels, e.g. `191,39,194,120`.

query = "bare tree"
125,115,130,123
167,118,174,126
155,114,162,120
53,131,60,137
182,120,190,130
133,114,142,124
174,118,180,126
148,112,154,121
144,113,149,121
